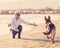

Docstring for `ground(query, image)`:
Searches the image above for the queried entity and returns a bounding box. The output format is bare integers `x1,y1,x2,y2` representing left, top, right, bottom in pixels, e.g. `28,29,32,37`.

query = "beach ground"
0,20,60,48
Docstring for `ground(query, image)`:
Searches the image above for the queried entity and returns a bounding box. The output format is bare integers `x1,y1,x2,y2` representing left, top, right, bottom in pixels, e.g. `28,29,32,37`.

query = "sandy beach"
0,14,60,48
0,0,60,48
0,21,60,48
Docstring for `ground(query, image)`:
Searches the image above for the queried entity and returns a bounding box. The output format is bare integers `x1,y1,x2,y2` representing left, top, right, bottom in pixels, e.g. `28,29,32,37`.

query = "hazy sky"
0,0,60,9
21,0,60,9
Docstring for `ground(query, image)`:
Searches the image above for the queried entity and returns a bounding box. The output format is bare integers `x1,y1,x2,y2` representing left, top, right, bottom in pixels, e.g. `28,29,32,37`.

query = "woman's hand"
8,24,11,27
31,23,38,26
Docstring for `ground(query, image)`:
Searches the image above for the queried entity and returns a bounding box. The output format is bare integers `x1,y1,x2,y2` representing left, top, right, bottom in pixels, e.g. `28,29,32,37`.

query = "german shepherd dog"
43,16,56,43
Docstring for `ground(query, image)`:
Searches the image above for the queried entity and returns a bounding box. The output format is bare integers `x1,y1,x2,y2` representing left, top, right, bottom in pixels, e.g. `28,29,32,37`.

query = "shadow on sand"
21,37,60,43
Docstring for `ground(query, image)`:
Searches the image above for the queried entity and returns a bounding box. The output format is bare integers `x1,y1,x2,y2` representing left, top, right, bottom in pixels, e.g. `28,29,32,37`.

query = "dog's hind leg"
50,29,56,43
51,35,54,43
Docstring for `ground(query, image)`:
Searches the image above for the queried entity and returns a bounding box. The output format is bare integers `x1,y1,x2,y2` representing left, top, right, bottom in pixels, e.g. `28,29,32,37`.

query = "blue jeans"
12,25,22,38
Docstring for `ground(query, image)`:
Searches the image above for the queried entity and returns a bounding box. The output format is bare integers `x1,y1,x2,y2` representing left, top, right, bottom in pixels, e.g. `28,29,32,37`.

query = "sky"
0,0,60,9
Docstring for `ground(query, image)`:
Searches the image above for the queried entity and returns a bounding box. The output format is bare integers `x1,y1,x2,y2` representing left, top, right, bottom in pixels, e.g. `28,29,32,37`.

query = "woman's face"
15,14,20,19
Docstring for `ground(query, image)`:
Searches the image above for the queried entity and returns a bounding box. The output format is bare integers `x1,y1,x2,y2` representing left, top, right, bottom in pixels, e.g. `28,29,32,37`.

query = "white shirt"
9,18,31,31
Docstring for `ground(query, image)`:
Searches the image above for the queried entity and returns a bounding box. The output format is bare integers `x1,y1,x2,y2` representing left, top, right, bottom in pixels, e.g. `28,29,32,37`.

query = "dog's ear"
44,16,47,20
48,16,51,20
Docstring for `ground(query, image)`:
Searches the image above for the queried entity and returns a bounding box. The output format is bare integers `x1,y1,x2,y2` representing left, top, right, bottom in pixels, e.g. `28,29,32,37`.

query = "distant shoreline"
0,13,60,15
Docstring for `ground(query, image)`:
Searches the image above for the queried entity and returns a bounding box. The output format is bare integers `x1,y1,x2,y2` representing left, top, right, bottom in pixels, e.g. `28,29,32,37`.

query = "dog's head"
44,16,51,24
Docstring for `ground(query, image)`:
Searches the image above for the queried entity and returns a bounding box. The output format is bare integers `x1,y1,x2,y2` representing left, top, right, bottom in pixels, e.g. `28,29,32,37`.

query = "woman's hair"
15,11,20,16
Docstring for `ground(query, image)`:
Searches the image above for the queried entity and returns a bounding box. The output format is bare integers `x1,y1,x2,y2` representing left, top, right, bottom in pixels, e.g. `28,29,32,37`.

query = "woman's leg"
12,30,18,38
18,25,22,38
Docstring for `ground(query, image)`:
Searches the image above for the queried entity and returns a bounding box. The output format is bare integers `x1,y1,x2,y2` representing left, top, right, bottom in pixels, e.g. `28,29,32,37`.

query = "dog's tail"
43,28,54,35
43,31,51,35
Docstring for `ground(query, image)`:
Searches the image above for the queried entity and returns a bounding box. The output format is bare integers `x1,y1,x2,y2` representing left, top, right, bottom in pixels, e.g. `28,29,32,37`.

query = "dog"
43,16,56,43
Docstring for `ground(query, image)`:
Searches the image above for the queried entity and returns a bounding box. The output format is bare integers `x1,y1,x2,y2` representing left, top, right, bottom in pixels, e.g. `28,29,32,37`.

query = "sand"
0,20,60,48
